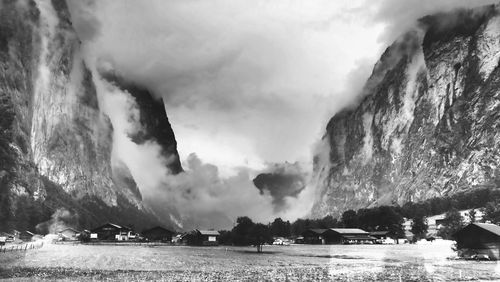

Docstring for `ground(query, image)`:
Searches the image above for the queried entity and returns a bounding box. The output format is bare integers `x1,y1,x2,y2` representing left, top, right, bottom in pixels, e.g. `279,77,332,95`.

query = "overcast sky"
70,0,498,177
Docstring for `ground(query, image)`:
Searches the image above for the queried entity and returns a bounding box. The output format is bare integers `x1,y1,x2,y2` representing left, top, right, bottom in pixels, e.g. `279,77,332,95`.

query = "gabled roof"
330,228,368,234
370,231,390,236
58,228,80,234
91,222,129,232
471,223,500,236
304,229,328,235
197,230,220,236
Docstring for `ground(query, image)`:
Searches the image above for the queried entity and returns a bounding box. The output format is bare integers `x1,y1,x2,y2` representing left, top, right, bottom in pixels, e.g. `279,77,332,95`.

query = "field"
1,241,500,281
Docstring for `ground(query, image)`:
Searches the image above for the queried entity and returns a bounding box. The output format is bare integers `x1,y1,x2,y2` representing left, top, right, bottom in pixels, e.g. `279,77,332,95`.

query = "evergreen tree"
437,208,464,239
411,215,428,242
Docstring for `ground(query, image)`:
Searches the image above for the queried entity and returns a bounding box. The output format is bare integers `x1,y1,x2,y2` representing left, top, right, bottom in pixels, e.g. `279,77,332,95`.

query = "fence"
0,241,44,253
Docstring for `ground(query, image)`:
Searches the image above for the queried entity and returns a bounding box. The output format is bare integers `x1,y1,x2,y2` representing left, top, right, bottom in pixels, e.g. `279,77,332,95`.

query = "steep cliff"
311,5,500,218
0,0,179,231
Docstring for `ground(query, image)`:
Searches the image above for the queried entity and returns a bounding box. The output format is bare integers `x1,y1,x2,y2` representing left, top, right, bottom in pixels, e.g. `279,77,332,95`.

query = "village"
1,208,500,260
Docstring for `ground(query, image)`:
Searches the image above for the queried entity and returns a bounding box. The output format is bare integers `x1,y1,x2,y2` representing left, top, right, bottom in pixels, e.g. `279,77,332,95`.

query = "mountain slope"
0,0,181,232
311,5,500,218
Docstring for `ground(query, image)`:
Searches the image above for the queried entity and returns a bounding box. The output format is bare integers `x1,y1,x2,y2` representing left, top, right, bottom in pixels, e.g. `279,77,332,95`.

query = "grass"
1,242,500,281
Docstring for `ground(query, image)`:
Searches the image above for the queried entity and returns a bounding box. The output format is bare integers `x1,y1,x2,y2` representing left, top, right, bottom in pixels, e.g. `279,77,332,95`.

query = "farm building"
0,232,15,242
91,223,134,241
369,231,396,244
453,223,500,260
58,228,80,241
19,231,35,241
185,230,220,246
142,226,175,242
302,228,375,244
302,229,328,244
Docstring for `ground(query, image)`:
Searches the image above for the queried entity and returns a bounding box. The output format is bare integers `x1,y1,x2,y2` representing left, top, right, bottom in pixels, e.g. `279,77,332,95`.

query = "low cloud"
253,163,307,212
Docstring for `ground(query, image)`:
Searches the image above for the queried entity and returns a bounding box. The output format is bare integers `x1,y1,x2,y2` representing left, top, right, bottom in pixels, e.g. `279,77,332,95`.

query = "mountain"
0,0,181,232
311,5,500,218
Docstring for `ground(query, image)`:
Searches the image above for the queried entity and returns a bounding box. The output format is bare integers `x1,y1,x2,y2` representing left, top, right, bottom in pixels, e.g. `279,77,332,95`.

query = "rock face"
311,5,500,218
0,0,180,231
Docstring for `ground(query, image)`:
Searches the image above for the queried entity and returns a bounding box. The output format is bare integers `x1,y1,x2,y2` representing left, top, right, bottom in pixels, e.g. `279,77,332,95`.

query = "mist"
66,0,500,228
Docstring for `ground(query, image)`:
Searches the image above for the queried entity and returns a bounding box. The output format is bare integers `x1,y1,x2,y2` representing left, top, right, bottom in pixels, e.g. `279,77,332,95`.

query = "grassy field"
1,241,500,281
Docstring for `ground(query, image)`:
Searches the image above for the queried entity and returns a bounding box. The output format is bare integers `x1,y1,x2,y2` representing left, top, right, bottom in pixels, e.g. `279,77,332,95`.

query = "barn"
91,223,132,241
453,223,500,260
142,226,175,242
186,230,220,246
302,229,328,244
302,228,375,244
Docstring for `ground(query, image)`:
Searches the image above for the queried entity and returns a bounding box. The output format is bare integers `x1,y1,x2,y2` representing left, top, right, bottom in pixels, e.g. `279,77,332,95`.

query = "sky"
67,0,498,228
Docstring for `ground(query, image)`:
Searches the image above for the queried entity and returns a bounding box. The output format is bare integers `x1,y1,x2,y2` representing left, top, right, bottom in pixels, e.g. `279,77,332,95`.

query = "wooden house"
302,228,375,244
142,226,175,242
58,228,80,241
302,229,328,244
186,230,220,246
19,231,35,241
453,223,500,260
91,223,132,241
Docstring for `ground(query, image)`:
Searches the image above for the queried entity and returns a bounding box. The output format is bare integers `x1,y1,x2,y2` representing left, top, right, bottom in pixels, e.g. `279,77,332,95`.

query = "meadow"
1,241,500,281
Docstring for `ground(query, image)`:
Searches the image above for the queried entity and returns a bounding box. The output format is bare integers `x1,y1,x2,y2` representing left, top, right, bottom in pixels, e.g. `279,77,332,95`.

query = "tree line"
220,187,500,247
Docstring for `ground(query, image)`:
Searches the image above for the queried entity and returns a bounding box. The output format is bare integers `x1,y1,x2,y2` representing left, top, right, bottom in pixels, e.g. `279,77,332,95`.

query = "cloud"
372,0,499,43
65,0,500,227
253,162,307,212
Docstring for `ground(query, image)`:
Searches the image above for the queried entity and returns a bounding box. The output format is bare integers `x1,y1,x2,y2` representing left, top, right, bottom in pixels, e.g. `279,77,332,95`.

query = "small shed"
453,223,500,260
142,226,175,242
58,228,80,241
186,230,220,246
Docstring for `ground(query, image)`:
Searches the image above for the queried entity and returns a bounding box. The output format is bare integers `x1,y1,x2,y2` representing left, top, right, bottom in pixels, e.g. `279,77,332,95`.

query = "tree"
232,216,254,246
437,209,464,239
468,209,477,223
249,223,272,253
270,218,291,238
483,202,500,224
411,215,428,242
341,210,358,228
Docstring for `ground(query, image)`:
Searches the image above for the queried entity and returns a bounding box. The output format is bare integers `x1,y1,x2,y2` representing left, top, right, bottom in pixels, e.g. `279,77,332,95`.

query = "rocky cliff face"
311,5,500,218
0,0,180,231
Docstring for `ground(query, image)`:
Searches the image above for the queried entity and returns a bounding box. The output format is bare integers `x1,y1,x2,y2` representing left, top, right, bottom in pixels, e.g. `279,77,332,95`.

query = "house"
58,228,80,241
453,222,500,260
369,231,396,244
19,231,35,241
0,232,15,242
302,229,328,244
185,230,220,246
142,226,175,242
302,228,375,244
91,223,133,241
329,228,376,244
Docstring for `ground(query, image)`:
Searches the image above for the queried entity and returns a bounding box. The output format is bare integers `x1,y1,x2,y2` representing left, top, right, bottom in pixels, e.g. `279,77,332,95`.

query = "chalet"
329,228,376,244
0,232,15,242
186,230,220,246
142,226,175,242
453,223,500,260
302,229,328,244
91,223,133,241
19,231,35,241
58,228,80,241
370,231,395,244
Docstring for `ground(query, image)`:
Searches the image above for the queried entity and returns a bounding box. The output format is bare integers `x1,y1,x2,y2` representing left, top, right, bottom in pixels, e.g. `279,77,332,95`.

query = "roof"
197,230,220,236
305,229,328,235
92,222,129,232
330,228,368,234
470,223,500,236
58,228,80,234
370,231,390,236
